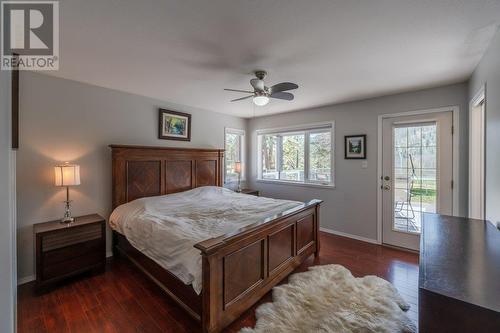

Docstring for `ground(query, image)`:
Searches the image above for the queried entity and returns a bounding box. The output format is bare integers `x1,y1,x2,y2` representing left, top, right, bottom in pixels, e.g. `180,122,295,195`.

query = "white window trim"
256,179,335,189
256,121,335,188
224,127,246,184
468,85,486,220
256,121,335,135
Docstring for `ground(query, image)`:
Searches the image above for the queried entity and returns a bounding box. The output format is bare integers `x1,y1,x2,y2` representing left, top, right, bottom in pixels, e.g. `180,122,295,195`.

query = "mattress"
109,186,302,294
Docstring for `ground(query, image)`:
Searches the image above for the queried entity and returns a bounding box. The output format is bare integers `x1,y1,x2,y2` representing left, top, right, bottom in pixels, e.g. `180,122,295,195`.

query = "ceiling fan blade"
270,91,294,101
270,82,299,93
224,88,254,93
230,95,254,102
250,78,265,91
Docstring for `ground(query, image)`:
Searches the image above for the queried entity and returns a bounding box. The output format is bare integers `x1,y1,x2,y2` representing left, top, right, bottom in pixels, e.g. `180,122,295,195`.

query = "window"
258,123,334,186
225,128,245,183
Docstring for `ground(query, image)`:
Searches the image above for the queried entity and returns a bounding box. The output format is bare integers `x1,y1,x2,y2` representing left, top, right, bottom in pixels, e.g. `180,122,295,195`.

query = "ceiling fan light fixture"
225,71,298,105
253,95,269,106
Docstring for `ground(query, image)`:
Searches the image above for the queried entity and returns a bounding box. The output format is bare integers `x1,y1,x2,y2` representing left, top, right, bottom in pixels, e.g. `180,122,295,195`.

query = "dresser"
419,214,500,332
34,214,106,290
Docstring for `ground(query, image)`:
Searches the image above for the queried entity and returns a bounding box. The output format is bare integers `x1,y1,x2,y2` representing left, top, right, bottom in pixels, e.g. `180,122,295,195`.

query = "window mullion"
277,135,283,180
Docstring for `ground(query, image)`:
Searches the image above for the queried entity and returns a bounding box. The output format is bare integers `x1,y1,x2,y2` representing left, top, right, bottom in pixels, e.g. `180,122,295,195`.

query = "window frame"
257,122,335,188
224,127,246,184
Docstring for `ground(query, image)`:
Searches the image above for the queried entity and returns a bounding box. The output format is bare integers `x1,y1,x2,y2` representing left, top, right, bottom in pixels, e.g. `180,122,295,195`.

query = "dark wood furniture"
419,214,500,332
34,214,106,291
240,188,259,196
110,145,322,333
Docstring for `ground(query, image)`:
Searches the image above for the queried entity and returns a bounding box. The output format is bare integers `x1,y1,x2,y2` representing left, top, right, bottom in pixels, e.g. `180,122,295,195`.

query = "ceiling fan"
224,71,298,106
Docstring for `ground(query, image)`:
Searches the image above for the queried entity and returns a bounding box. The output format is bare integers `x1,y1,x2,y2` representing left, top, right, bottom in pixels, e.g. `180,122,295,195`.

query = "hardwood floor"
18,232,419,333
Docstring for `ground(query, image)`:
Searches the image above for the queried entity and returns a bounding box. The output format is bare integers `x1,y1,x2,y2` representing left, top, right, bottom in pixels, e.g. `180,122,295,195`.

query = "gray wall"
469,28,500,227
16,72,471,281
247,83,469,241
17,72,246,281
0,70,16,332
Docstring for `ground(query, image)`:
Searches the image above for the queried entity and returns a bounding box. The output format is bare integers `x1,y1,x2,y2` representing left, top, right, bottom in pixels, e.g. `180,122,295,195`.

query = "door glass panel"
393,124,437,233
407,127,421,147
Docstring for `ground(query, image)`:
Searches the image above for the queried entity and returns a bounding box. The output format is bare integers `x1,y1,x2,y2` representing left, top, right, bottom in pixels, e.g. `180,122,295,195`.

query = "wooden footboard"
195,199,322,333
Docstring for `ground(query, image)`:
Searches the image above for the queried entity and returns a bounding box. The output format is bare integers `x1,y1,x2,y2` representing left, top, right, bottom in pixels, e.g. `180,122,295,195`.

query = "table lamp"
54,163,80,223
234,161,242,192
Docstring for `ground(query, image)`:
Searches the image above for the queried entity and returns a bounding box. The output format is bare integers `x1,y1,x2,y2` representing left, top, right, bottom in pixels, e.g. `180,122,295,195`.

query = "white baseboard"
320,227,380,245
18,252,114,286
17,275,35,286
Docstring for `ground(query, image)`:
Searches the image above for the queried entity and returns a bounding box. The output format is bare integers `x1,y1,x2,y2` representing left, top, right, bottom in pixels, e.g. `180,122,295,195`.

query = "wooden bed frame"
110,145,322,333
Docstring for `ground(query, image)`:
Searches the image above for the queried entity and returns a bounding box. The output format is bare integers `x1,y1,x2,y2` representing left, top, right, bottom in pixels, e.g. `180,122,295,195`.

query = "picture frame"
159,109,191,141
345,134,366,159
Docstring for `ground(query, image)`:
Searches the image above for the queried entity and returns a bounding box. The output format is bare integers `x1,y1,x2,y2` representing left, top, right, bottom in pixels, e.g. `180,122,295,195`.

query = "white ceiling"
47,0,500,118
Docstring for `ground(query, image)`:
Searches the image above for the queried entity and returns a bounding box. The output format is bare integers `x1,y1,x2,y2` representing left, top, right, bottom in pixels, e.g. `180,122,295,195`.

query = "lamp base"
61,193,74,224
60,216,74,224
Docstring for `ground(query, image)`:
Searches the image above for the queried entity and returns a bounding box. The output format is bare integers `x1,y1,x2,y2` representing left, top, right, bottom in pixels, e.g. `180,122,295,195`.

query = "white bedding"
109,186,302,294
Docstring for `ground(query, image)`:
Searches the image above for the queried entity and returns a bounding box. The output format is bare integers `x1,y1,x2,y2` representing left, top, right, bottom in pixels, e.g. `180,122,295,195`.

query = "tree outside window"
258,125,333,186
225,129,244,183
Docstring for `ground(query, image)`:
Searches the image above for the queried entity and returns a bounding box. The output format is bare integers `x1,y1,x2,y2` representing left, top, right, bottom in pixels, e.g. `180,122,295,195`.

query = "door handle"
383,185,391,191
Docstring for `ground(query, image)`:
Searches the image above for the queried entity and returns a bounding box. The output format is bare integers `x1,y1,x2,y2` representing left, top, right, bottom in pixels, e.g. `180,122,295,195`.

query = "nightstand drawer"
43,238,103,266
42,251,103,280
42,223,102,251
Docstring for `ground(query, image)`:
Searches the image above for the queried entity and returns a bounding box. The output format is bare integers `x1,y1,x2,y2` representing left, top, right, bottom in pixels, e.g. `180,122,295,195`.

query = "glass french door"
382,112,453,250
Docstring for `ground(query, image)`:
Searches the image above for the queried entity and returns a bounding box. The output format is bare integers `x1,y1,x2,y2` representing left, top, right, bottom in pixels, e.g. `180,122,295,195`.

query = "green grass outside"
410,179,435,204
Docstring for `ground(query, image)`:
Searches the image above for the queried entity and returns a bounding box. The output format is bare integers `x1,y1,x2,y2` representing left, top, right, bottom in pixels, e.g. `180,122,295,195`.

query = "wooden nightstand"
34,214,106,290
240,188,260,196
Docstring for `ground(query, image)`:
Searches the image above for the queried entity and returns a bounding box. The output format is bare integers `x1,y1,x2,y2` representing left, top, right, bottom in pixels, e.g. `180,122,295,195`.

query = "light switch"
361,161,368,169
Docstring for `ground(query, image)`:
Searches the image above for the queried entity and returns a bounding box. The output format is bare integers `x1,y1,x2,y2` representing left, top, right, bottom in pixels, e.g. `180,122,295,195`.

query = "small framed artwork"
159,109,191,141
345,135,366,159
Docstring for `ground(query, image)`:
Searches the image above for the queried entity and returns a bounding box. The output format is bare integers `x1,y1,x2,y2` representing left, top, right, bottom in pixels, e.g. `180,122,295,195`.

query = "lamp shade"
234,161,242,174
54,164,80,186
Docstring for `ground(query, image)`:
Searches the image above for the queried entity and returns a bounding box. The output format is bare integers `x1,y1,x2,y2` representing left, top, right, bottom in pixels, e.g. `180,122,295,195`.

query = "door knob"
384,176,390,181
383,185,391,190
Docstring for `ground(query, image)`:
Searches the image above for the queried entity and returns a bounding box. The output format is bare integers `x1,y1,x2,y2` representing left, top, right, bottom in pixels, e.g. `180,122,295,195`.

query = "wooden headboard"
110,145,224,208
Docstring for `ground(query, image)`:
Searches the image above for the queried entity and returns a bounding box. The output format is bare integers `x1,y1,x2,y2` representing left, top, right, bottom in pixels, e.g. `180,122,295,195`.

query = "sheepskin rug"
240,264,416,333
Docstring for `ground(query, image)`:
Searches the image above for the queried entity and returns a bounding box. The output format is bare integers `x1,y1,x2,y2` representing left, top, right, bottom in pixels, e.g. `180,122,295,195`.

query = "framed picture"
345,135,366,159
159,109,191,141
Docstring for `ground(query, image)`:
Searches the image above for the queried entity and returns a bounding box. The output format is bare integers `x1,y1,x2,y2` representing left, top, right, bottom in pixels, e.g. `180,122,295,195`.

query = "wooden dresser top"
34,214,105,234
419,213,500,312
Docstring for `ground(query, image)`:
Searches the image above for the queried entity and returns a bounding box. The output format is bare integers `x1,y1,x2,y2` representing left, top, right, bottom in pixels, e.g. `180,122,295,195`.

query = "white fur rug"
240,265,416,333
